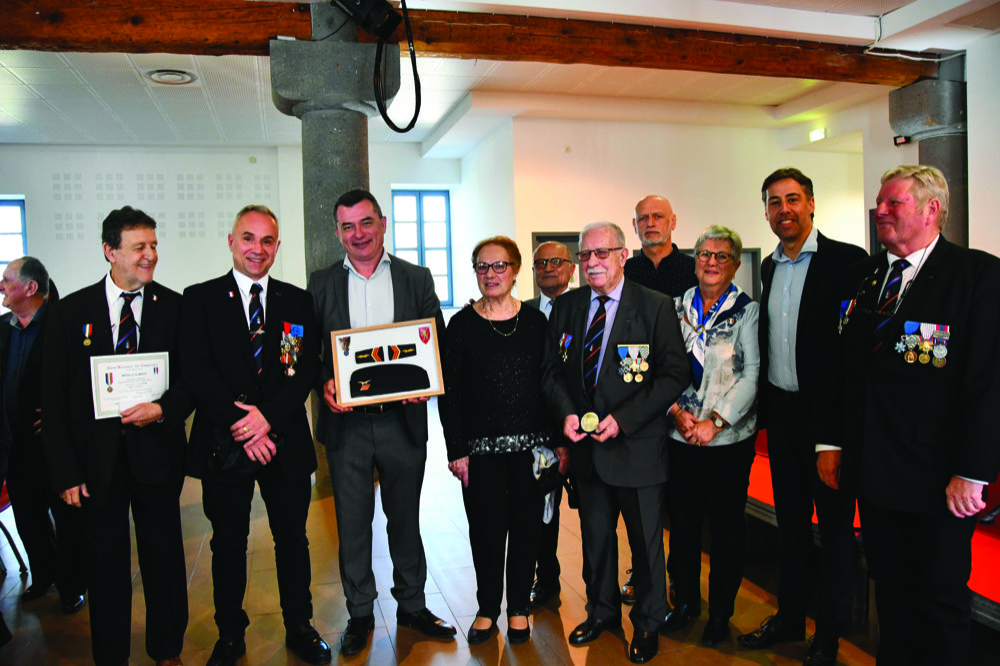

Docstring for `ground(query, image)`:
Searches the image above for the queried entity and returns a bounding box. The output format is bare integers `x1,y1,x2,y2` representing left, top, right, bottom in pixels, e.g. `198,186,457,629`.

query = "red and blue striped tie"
583,295,610,400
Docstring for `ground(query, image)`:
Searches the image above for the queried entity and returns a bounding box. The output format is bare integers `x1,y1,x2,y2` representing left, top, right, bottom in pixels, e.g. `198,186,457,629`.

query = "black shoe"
569,617,620,646
285,623,332,665
620,570,636,606
20,582,53,602
467,618,496,645
60,594,86,615
528,579,561,609
396,608,457,639
507,616,531,645
804,634,840,666
340,616,375,657
737,614,805,650
629,630,659,664
660,602,701,634
206,637,247,666
701,616,730,647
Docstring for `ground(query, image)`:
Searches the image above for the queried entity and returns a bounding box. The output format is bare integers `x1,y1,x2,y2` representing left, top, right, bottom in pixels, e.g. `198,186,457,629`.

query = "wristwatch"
711,414,725,428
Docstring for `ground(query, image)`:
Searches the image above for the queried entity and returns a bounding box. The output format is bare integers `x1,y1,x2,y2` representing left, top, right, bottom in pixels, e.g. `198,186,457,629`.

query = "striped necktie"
249,282,264,373
116,292,139,354
583,295,610,400
877,258,909,314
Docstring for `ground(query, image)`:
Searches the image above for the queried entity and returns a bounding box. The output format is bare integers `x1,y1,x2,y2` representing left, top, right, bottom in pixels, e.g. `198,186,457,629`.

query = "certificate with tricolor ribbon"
90,352,169,419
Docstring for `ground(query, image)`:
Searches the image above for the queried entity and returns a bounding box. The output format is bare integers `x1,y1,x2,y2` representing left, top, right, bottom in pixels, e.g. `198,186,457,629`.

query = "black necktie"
116,292,138,355
583,295,610,400
249,282,264,374
877,258,910,314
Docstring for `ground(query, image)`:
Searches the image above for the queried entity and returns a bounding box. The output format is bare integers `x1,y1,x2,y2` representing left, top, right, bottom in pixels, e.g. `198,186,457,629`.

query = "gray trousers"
326,409,428,617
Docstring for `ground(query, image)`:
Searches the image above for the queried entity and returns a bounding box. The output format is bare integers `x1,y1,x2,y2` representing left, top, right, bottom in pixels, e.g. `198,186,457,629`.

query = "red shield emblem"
419,326,431,344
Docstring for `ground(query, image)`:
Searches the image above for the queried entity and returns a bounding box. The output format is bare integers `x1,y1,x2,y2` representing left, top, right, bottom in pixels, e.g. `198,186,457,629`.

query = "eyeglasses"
694,250,735,264
474,261,514,275
576,247,623,262
533,258,570,269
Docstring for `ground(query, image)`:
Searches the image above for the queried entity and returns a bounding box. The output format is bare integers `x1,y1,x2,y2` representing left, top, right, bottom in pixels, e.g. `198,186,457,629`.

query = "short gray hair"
234,204,279,229
579,221,627,249
14,256,50,297
881,165,949,228
694,225,743,259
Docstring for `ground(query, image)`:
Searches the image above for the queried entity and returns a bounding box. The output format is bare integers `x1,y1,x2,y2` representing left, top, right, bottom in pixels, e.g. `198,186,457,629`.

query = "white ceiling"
0,0,997,156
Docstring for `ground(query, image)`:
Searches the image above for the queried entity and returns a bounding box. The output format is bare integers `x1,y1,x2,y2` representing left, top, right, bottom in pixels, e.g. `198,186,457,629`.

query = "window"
392,190,452,306
0,197,28,272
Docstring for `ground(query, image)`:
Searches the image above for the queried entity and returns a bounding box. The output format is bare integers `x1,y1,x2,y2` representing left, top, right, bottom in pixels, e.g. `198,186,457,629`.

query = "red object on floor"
748,430,1000,605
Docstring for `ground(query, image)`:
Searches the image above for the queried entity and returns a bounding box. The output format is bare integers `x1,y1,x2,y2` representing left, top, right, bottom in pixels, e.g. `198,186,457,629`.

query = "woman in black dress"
440,236,562,646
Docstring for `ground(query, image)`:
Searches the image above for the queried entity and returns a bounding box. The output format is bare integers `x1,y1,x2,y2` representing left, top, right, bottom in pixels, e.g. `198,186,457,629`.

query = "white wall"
967,32,1000,255
451,121,516,305
511,118,865,299
0,145,283,295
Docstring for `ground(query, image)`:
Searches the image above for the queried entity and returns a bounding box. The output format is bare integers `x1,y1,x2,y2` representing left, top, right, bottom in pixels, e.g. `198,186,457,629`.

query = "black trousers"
202,463,313,638
6,443,86,598
765,383,858,638
667,437,756,619
578,472,667,633
860,499,977,665
463,450,542,620
83,445,188,666
534,482,562,586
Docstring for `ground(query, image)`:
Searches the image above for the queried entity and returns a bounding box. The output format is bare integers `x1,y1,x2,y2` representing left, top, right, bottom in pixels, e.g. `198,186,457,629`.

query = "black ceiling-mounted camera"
331,0,402,41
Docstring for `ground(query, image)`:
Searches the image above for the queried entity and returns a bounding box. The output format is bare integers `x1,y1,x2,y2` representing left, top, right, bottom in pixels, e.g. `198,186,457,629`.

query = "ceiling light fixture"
145,69,197,85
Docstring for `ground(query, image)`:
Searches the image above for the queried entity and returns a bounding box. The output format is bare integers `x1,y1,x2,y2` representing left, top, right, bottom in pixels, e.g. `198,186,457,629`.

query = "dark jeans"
463,450,542,620
667,437,756,619
765,383,858,637
202,464,313,638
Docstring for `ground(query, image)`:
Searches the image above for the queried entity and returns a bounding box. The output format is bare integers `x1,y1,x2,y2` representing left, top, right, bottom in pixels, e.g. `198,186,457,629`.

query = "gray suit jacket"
307,255,445,449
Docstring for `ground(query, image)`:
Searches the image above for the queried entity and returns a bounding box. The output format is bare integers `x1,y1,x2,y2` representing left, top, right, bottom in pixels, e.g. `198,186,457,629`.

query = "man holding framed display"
42,206,194,666
308,189,452,658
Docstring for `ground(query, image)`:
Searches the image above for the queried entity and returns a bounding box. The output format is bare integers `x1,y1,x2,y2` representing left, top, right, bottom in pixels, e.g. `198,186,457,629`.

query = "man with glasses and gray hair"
542,222,688,664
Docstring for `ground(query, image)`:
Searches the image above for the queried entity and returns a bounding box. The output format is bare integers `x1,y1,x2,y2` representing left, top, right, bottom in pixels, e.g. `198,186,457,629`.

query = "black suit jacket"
836,237,1000,513
541,279,689,487
523,296,541,310
307,255,445,449
41,280,194,502
758,231,868,432
180,272,321,481
0,304,48,458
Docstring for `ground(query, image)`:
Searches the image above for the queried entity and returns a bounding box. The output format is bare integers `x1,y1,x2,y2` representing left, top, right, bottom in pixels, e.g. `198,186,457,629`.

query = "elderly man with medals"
541,221,688,664
658,225,759,649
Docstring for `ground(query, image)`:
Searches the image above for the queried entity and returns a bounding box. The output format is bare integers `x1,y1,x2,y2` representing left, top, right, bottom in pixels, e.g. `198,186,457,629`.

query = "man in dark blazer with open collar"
42,206,193,666
180,205,330,666
307,189,453,658
541,221,688,664
738,169,867,666
822,165,1000,665
0,257,86,614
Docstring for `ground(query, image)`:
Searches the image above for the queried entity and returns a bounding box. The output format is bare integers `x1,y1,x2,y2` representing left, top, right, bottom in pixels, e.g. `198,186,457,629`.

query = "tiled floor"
0,400,883,665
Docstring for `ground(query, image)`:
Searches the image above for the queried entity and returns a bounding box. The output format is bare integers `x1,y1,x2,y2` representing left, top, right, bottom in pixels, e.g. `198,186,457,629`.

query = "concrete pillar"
888,60,968,247
270,3,400,275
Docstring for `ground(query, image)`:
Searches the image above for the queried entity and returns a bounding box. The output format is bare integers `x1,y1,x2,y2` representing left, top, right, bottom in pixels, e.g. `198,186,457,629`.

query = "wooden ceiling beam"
364,9,937,87
0,1,312,56
0,3,936,86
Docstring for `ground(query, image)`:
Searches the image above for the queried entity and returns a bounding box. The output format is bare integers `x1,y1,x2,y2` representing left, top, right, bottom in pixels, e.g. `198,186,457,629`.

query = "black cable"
374,0,421,133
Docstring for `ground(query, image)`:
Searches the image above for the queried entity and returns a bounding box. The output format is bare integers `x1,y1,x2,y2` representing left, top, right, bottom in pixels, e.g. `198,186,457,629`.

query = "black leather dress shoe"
737,614,805,650
701,616,730,647
286,623,332,665
21,582,53,602
397,608,457,638
569,617,620,646
467,619,497,645
660,602,701,634
528,579,561,609
206,637,247,666
341,616,375,657
804,634,840,666
620,570,636,606
60,593,86,615
629,630,659,664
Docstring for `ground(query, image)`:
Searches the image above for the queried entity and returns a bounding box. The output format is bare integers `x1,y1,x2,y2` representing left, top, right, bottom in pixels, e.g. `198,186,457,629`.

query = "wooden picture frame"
331,317,445,407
